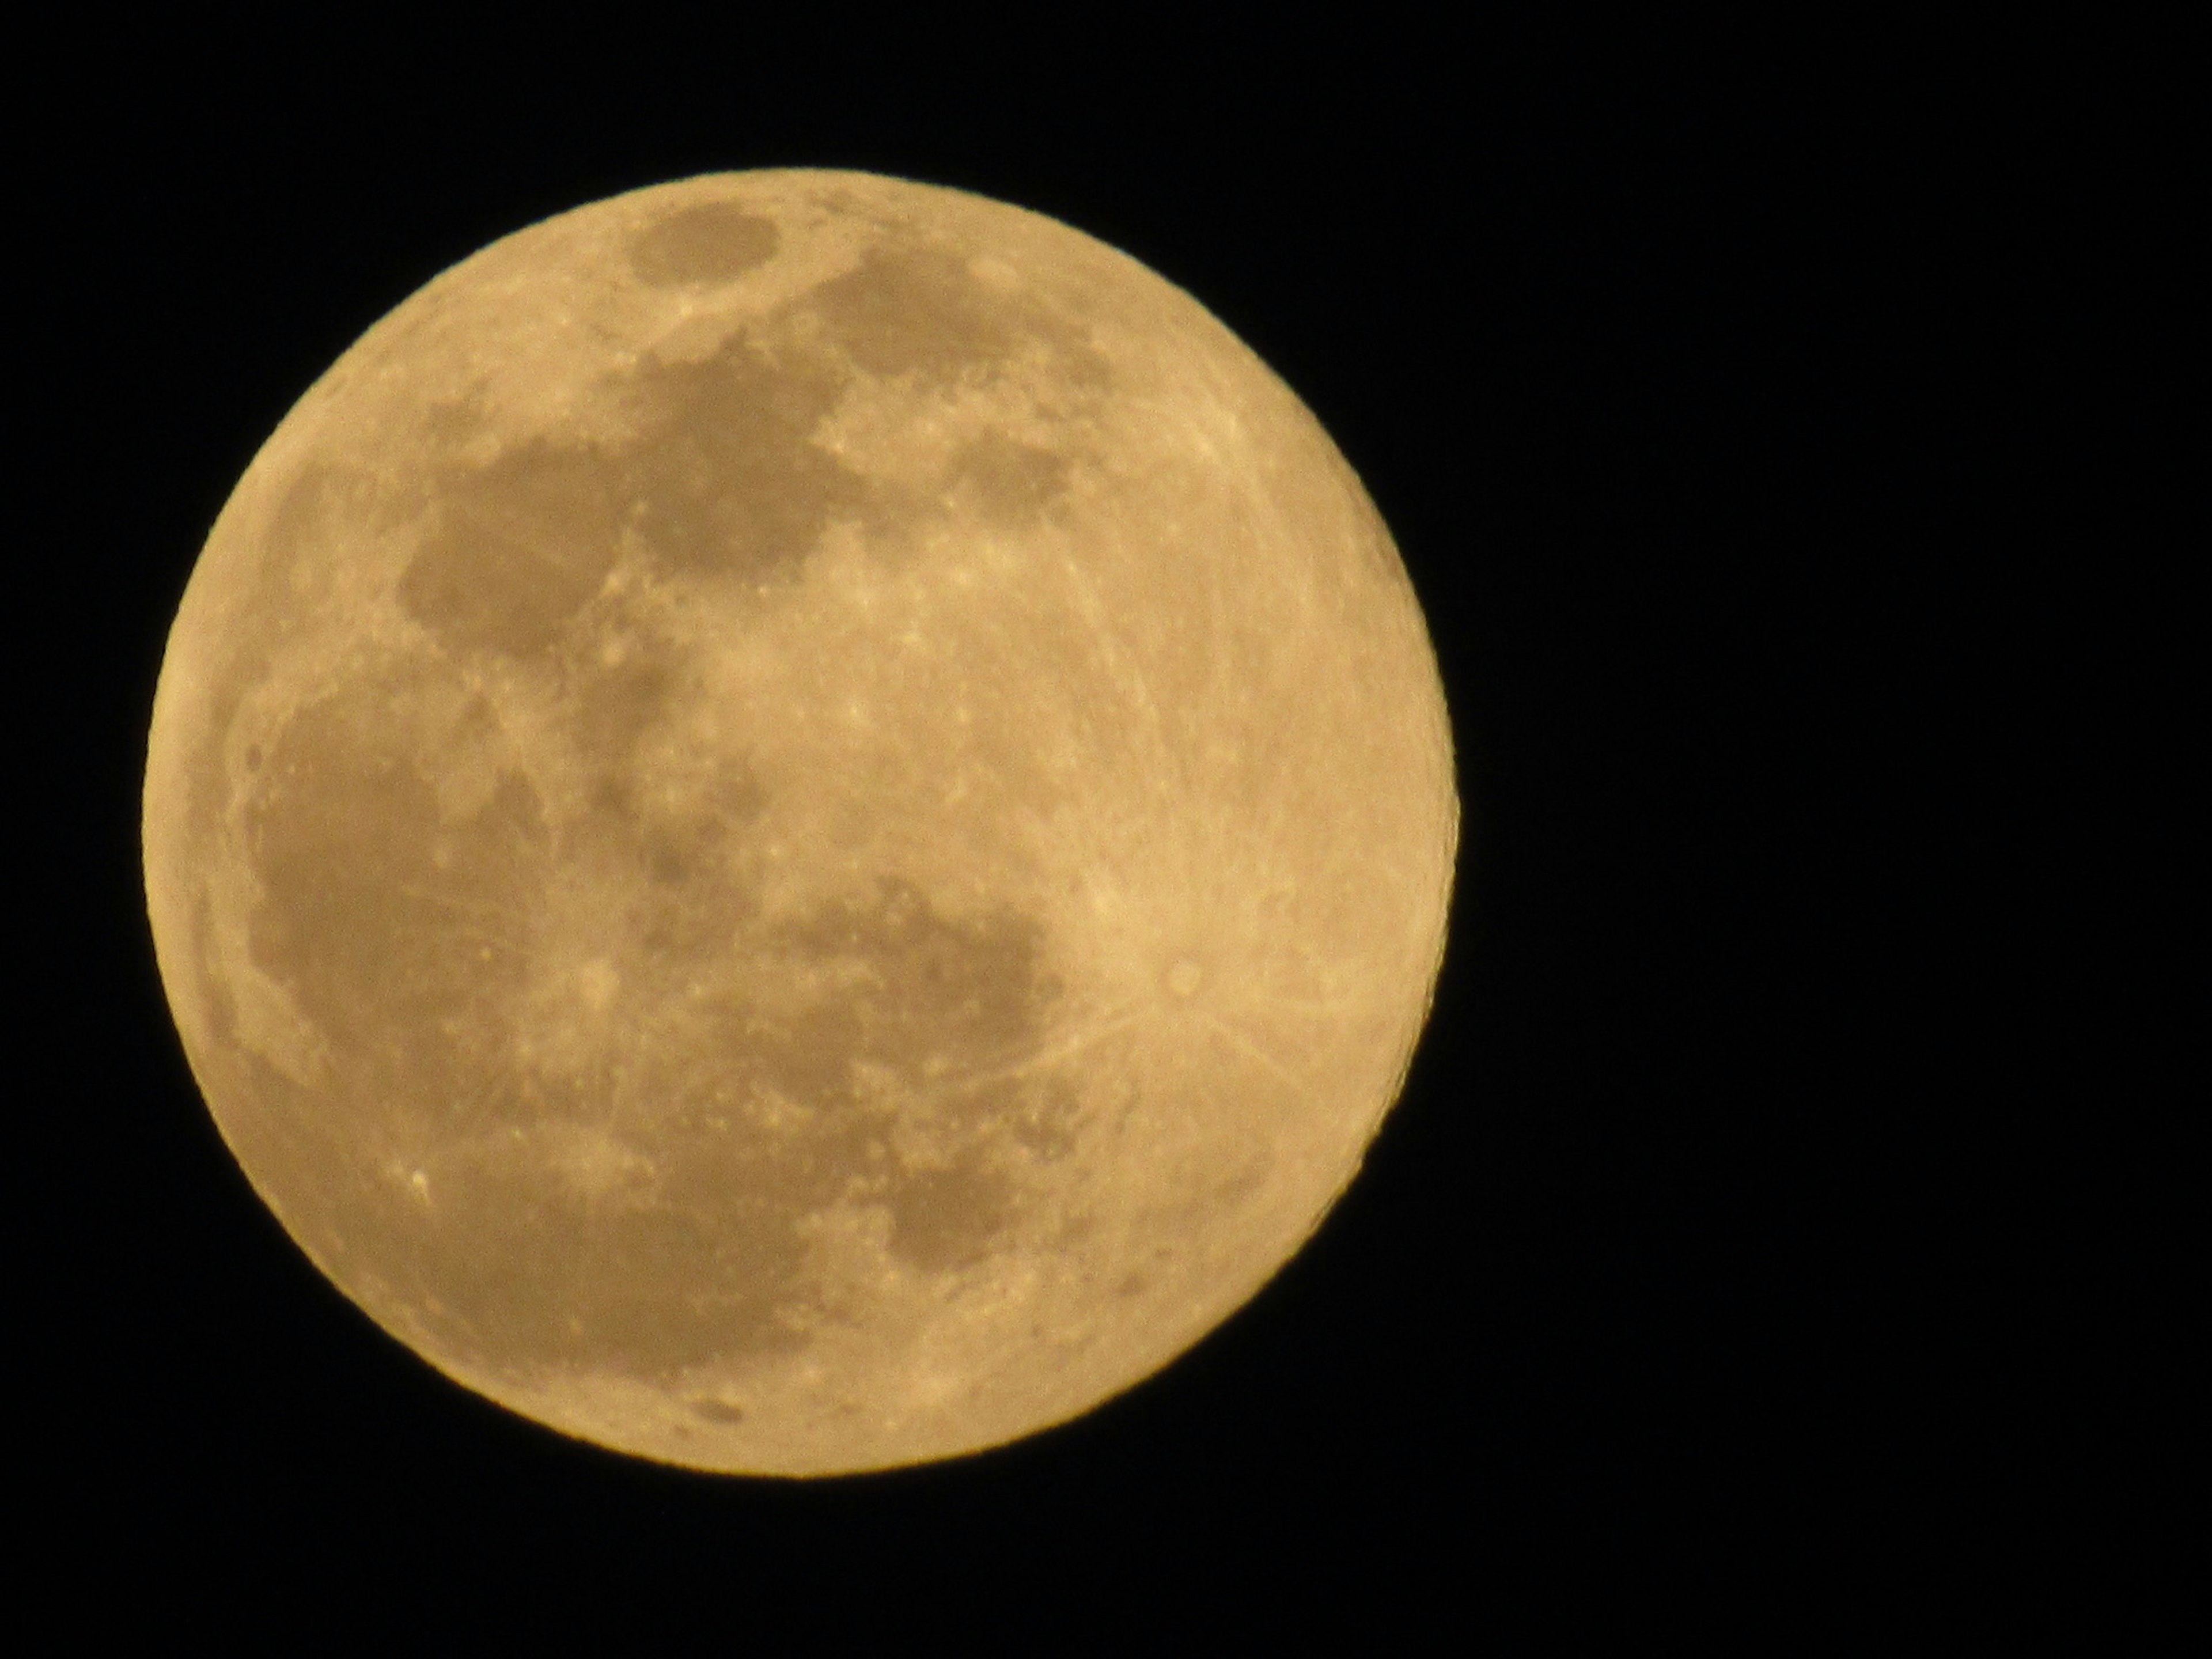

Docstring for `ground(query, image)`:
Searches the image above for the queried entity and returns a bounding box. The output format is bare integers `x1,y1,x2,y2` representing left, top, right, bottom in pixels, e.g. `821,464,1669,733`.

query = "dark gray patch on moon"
806,240,1116,401
888,1163,1016,1271
952,429,1073,524
617,339,867,579
397,233,1121,663
810,245,1020,381
236,643,1075,1381
629,202,781,287
185,465,365,834
246,677,546,1110
397,339,870,658
399,441,627,657
569,648,677,771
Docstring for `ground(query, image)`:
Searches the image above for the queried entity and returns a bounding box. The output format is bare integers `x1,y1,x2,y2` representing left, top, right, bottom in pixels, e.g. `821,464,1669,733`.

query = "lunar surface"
143,170,1457,1475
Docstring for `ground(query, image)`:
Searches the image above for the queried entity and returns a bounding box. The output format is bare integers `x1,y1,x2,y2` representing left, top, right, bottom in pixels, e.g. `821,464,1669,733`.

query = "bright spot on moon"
142,170,1457,1476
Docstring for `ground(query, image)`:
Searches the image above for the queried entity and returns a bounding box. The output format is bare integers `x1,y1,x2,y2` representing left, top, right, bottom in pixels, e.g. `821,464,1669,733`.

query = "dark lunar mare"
211,207,1130,1384
236,660,1071,1379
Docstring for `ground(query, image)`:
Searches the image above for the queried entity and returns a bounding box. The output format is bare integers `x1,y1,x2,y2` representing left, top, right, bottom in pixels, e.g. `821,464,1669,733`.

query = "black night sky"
22,17,2128,1640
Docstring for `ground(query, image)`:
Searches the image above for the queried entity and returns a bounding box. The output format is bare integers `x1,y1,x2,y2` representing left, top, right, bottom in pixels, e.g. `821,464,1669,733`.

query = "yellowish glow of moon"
143,171,1457,1476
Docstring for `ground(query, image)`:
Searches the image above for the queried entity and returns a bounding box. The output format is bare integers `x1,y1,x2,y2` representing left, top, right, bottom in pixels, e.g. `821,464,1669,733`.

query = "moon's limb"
143,170,1457,1475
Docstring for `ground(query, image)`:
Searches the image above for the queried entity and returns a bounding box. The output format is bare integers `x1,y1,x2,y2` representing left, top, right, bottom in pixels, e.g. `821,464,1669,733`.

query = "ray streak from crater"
1198,1012,1319,1104
906,996,1147,1109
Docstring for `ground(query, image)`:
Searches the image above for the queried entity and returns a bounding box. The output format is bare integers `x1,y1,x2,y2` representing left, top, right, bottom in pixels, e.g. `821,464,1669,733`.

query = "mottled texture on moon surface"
143,171,1457,1475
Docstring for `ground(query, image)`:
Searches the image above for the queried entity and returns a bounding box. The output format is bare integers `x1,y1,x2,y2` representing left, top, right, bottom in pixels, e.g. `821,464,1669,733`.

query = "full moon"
143,170,1457,1475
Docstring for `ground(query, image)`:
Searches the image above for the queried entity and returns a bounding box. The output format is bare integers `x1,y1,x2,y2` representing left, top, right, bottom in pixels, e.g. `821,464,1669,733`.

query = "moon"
143,170,1457,1476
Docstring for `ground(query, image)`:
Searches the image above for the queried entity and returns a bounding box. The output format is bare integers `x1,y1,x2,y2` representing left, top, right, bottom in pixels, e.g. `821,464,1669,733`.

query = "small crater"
688,1398,747,1425
1009,1076,1081,1163
630,202,781,287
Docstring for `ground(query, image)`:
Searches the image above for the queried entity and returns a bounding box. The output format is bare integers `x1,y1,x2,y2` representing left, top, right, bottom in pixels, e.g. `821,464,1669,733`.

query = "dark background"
22,17,2128,1638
